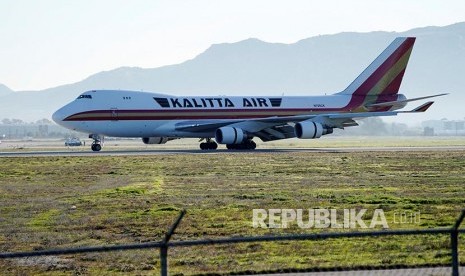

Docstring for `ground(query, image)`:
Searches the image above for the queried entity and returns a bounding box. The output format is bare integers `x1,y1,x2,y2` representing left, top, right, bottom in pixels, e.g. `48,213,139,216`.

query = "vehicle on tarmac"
65,137,83,147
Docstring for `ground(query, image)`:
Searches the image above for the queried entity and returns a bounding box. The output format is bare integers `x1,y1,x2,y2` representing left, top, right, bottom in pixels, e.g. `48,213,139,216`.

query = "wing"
174,102,434,141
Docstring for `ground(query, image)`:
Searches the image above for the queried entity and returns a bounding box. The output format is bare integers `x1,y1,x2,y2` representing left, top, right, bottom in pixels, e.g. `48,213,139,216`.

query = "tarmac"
0,145,464,157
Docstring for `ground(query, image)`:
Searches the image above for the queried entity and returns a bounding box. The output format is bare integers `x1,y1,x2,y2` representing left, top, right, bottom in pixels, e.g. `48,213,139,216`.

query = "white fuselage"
53,90,361,138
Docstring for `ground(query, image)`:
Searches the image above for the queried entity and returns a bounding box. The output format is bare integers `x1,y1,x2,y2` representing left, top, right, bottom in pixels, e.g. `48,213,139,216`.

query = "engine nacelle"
294,121,332,139
142,137,170,144
215,127,245,144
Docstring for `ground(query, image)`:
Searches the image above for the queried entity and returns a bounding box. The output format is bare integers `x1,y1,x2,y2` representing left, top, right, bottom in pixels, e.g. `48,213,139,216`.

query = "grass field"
0,149,464,275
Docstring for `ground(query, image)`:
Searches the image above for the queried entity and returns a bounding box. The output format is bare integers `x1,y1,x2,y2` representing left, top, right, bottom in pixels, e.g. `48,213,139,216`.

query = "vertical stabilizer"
339,37,415,98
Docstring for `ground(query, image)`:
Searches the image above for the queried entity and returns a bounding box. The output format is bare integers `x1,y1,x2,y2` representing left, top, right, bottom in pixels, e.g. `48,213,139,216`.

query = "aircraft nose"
52,108,66,124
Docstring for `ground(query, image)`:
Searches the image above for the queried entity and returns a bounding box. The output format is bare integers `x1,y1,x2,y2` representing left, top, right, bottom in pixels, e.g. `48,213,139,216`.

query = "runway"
1,146,464,157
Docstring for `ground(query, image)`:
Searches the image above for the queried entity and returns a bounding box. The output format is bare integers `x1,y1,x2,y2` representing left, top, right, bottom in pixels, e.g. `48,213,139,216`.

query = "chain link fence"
1,210,464,275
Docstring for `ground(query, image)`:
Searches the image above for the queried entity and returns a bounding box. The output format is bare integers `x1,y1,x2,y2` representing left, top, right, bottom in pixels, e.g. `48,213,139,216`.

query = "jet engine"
142,137,170,144
294,121,333,139
215,127,245,144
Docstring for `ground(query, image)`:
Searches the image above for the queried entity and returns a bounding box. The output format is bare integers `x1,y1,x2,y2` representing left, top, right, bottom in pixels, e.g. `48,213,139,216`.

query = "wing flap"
174,120,239,132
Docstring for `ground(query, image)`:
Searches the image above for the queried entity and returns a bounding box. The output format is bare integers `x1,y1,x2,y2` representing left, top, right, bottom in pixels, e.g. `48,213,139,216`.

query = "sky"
1,0,465,91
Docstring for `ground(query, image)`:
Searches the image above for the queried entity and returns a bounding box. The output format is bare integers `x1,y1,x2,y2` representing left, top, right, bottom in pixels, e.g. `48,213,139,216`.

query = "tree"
1,118,12,125
36,118,53,125
358,117,388,135
11,119,24,125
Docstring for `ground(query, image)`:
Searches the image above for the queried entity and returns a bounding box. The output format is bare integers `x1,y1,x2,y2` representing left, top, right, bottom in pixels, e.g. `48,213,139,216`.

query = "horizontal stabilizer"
408,101,435,113
366,93,448,108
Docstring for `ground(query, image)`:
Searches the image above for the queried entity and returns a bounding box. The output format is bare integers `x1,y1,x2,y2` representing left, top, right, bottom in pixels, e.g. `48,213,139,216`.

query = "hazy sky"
1,0,464,91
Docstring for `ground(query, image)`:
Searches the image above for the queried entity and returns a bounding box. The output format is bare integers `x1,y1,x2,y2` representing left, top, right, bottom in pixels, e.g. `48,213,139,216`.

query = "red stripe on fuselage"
63,107,353,121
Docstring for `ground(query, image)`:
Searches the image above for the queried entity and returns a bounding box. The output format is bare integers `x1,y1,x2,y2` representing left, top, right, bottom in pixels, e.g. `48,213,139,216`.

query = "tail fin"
338,37,415,98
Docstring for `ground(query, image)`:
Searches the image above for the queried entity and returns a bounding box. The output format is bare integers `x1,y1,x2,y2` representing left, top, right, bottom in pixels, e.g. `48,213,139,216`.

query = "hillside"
0,84,12,97
1,23,464,122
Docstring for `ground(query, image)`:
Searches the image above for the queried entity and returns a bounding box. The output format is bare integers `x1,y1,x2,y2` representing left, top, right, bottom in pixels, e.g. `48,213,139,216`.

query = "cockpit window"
77,95,92,99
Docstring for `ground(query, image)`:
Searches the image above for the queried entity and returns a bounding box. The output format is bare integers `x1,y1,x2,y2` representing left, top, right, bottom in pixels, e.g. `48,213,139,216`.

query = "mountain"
0,84,13,97
1,22,464,123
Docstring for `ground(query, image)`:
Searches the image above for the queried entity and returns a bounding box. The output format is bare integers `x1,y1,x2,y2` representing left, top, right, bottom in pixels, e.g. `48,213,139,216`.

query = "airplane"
52,37,446,151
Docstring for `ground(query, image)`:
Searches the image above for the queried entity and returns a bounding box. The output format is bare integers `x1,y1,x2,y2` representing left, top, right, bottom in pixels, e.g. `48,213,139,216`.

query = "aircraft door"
111,108,118,121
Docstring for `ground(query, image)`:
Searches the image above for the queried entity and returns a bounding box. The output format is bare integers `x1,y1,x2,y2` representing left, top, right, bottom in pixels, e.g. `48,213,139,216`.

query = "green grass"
0,151,464,274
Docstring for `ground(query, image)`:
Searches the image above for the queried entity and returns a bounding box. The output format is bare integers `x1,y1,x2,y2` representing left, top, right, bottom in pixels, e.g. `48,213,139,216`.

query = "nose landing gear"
91,143,102,152
89,134,103,152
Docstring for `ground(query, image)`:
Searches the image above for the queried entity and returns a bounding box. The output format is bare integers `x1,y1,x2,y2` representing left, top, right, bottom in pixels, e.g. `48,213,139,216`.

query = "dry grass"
0,150,464,274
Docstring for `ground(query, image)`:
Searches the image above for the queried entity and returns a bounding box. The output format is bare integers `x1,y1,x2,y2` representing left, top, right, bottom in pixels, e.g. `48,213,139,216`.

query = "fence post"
452,210,465,276
160,209,186,276
160,245,168,276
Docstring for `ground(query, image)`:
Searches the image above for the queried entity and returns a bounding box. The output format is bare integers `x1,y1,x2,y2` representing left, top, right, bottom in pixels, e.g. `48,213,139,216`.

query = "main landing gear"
226,139,256,150
89,134,103,152
199,138,218,150
199,138,257,150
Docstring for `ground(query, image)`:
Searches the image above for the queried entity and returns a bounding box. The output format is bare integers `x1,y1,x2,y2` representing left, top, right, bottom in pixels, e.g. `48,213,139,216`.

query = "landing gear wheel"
210,142,218,150
226,144,236,150
247,140,256,150
89,134,103,152
199,139,218,150
226,139,256,150
91,144,102,152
